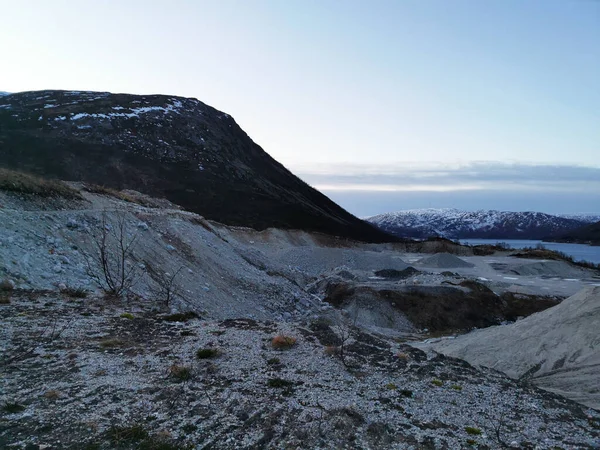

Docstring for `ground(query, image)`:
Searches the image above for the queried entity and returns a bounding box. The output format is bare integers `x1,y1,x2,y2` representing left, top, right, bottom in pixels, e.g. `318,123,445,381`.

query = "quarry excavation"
1,179,599,449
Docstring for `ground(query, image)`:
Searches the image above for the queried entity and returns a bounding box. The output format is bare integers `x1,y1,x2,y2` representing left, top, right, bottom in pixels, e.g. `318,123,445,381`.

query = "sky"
0,0,598,215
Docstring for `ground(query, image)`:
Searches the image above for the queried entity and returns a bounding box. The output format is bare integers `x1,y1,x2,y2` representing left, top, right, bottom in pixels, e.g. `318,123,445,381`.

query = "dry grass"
0,167,80,199
43,390,61,400
271,335,297,350
168,364,192,382
83,183,151,206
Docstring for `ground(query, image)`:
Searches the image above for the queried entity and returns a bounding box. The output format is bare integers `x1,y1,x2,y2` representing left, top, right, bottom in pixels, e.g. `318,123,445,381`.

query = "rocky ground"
2,185,600,449
1,290,599,450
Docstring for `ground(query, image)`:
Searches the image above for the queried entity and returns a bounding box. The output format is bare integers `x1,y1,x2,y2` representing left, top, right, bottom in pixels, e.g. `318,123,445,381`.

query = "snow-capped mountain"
0,90,390,242
366,208,596,240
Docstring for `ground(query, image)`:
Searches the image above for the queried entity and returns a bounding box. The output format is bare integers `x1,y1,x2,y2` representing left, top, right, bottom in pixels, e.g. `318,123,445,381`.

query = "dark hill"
0,90,392,242
546,221,600,246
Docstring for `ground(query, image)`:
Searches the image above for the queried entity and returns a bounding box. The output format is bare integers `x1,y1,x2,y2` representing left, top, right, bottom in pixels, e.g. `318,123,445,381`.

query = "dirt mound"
422,286,600,409
509,260,587,278
416,252,474,269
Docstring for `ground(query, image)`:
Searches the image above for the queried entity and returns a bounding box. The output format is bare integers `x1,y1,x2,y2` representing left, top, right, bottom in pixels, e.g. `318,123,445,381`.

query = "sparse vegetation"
3,401,25,413
0,167,81,199
271,334,297,350
148,265,185,308
432,379,444,387
0,293,10,305
451,384,463,391
196,347,219,359
400,389,413,398
120,312,134,320
267,357,281,365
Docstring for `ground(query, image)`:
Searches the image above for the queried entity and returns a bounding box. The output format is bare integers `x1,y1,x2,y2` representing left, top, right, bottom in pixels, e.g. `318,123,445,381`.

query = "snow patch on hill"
366,208,594,240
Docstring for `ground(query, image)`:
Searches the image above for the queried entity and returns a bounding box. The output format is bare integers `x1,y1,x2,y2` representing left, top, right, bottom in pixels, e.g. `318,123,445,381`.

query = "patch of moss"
465,426,482,436
120,312,134,320
431,379,444,387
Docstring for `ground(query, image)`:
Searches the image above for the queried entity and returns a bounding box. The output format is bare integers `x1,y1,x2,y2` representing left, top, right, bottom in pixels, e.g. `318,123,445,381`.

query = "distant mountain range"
548,220,600,246
366,208,600,240
0,90,391,242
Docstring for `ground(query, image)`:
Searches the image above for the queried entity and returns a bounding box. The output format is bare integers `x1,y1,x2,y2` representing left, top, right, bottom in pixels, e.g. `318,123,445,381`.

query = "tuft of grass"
63,286,88,298
431,379,444,387
0,293,10,305
400,389,413,398
196,347,219,359
161,311,198,322
180,330,196,337
466,439,477,446
465,426,482,436
120,312,134,320
451,384,463,391
44,390,61,400
108,424,149,444
267,357,281,365
3,402,25,413
271,335,297,350
169,364,192,382
0,167,81,199
99,338,127,348
267,378,294,389
324,345,339,356
0,279,14,291
385,383,397,390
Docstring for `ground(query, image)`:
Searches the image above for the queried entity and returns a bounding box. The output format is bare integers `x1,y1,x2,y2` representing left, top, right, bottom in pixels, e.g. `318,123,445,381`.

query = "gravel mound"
509,260,587,278
416,252,474,269
421,286,600,409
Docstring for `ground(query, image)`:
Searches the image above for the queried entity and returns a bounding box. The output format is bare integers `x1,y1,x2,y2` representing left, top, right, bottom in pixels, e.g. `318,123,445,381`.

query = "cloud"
291,161,600,193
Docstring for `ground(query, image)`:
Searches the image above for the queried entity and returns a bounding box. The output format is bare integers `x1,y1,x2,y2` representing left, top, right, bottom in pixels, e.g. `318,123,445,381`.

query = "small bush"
161,311,197,322
120,312,135,320
109,424,149,444
63,286,88,298
267,378,294,389
0,168,81,199
324,345,340,356
169,365,192,382
3,402,25,413
196,348,219,359
44,390,61,400
99,338,127,348
451,384,463,391
271,335,297,350
465,426,482,436
267,357,281,365
0,279,14,291
431,379,443,387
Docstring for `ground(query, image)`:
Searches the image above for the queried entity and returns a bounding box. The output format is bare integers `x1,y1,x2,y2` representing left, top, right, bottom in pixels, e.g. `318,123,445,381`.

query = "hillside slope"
366,208,590,240
0,90,390,242
421,286,600,409
548,220,600,245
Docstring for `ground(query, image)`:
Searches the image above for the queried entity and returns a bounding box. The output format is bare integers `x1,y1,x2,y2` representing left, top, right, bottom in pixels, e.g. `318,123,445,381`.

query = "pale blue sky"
1,1,599,214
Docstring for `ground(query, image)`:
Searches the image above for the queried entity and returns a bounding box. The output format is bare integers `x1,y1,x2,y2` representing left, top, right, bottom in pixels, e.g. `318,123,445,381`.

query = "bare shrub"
271,335,297,350
85,211,138,297
147,265,185,308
